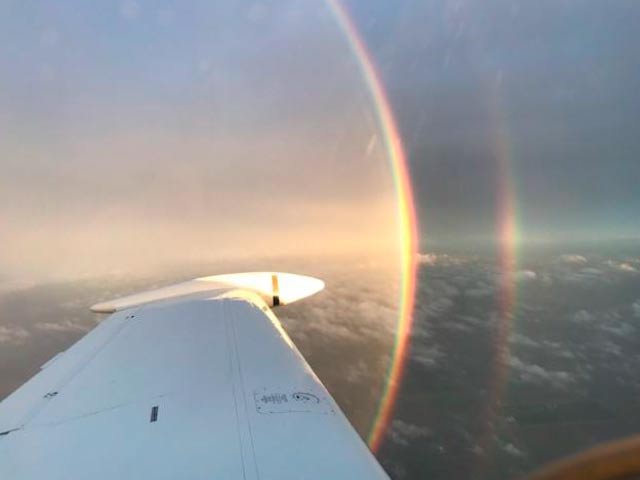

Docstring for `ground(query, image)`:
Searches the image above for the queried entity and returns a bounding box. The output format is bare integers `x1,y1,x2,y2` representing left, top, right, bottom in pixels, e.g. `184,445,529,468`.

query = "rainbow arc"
326,0,419,453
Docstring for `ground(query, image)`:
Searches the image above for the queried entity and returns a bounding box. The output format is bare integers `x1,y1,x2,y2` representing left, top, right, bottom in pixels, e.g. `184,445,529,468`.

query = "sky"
1,0,639,282
0,0,401,282
345,0,640,246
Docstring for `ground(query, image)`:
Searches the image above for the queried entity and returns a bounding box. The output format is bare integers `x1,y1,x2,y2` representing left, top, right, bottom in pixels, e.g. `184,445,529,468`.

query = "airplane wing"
0,272,389,479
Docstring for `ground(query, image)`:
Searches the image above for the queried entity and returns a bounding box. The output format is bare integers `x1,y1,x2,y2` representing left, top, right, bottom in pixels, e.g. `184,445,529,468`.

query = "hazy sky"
0,0,399,281
1,0,639,281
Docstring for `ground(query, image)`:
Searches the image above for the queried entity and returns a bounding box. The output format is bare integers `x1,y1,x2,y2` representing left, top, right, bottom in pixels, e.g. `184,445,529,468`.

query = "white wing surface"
0,273,389,479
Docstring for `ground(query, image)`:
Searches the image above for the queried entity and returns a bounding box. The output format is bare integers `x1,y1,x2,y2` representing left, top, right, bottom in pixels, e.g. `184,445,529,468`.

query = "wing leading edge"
0,273,389,479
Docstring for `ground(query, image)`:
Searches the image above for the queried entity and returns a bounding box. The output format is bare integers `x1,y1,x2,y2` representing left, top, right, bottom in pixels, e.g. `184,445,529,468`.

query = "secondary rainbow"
470,79,521,476
325,0,419,453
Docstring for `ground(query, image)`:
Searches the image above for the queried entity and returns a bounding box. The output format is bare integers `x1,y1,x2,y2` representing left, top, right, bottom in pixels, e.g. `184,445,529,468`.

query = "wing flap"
0,308,134,434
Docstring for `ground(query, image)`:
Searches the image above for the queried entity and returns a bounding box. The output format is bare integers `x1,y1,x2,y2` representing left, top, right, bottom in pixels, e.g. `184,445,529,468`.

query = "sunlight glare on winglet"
207,272,324,306
90,272,325,313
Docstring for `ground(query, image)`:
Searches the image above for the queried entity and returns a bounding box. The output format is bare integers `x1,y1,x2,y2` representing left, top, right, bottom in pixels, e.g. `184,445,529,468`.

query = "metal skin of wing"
0,273,390,479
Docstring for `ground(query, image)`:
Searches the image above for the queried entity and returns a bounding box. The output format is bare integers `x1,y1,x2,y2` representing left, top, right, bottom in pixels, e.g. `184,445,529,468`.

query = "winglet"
90,272,324,313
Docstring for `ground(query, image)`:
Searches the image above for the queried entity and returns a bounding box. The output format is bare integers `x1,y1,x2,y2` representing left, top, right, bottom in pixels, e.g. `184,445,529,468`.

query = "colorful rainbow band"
325,0,419,453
